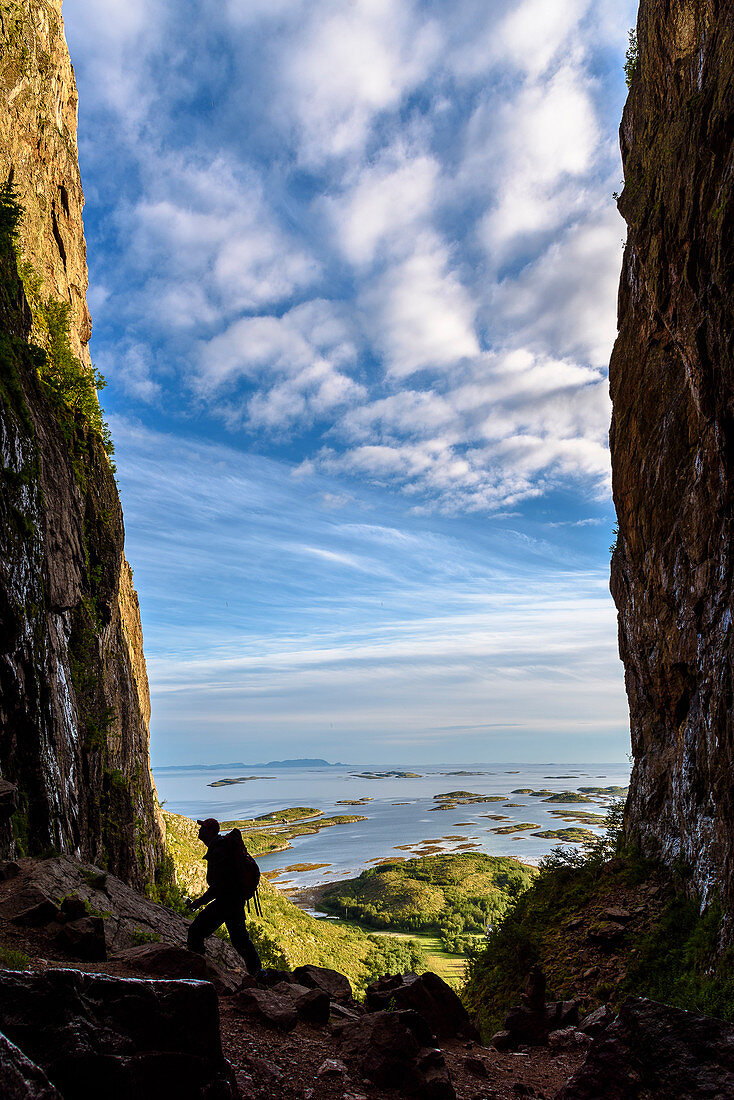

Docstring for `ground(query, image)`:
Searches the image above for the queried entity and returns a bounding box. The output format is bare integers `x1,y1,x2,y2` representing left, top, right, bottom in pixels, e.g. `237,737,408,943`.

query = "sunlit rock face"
0,0,164,887
610,0,734,912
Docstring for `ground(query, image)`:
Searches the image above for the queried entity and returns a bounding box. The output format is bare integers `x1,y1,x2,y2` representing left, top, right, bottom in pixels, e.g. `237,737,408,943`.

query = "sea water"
154,761,630,896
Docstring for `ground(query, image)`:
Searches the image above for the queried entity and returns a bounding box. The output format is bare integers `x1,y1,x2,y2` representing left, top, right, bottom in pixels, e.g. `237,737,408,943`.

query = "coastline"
155,761,629,894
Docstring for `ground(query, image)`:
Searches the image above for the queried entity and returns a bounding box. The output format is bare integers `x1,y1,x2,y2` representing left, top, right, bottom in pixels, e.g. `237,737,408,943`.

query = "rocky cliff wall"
0,0,165,887
610,0,734,911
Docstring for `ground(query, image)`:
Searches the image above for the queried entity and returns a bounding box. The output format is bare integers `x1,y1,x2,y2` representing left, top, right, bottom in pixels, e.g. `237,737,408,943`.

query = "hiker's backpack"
225,828,262,913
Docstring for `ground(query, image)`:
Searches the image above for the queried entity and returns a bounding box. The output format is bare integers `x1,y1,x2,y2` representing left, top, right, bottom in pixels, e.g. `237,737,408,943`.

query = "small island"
319,852,536,953
220,808,369,856
548,809,607,826
531,827,598,844
262,758,340,768
541,792,595,803
350,770,422,779
430,791,506,810
578,785,629,796
208,775,276,786
440,770,488,776
509,788,599,802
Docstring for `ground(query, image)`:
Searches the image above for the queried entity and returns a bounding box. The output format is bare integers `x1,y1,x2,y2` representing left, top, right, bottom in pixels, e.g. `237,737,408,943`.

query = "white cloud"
465,65,600,265
491,0,591,79
66,0,631,518
274,0,440,165
197,299,365,430
116,344,161,403
493,206,623,368
63,0,165,130
127,156,319,325
363,233,479,377
304,344,611,511
324,146,440,266
340,390,455,442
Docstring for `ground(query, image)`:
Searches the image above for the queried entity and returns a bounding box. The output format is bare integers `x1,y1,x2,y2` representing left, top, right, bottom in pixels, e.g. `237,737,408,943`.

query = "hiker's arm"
190,886,215,910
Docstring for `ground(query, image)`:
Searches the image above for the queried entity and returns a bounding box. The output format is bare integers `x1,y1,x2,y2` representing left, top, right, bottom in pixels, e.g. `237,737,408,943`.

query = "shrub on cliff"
462,801,734,1038
0,184,22,245
19,260,114,462
0,182,114,463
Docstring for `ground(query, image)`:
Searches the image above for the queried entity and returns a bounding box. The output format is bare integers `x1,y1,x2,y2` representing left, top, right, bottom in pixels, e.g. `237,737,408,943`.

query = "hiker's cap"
196,817,220,833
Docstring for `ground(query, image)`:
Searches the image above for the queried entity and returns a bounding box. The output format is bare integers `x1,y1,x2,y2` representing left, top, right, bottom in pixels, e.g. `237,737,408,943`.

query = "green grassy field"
358,927,470,986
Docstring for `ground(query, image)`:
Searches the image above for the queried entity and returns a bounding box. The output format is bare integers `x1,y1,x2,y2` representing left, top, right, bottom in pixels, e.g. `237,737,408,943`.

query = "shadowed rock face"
556,997,734,1100
0,968,238,1099
610,0,734,910
0,1,164,884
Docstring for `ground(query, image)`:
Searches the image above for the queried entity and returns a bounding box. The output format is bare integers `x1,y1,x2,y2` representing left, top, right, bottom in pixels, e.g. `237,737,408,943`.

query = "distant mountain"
154,758,348,771
262,758,344,768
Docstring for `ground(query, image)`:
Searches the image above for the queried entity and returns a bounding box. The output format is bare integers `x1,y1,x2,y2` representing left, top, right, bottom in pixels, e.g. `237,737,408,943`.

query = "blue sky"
62,0,637,766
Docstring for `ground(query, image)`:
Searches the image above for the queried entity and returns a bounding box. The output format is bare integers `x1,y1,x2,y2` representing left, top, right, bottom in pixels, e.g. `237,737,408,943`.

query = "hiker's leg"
224,904,262,975
187,900,223,954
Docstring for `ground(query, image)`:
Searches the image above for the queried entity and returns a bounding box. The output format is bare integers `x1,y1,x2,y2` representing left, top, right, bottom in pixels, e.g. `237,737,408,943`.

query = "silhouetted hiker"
187,817,262,976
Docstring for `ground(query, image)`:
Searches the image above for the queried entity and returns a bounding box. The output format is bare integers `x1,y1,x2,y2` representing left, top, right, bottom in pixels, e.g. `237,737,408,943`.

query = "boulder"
601,908,632,922
365,971,479,1041
234,987,298,1031
292,964,353,1004
53,916,107,962
329,1001,362,1021
295,988,331,1025
270,980,311,999
418,1047,456,1100
464,1054,490,1078
0,968,237,1098
0,1031,61,1099
316,1058,347,1078
587,921,626,946
490,1030,513,1051
577,1004,614,1037
502,999,579,1047
258,968,296,988
0,861,20,882
0,885,60,926
337,1010,455,1098
390,1007,436,1048
261,979,331,1024
556,997,734,1099
547,1028,591,1051
56,895,89,923
111,943,241,994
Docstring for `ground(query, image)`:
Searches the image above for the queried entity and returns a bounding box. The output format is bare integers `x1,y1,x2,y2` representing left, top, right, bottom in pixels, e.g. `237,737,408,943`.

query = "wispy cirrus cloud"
60,0,637,762
110,419,625,763
65,0,636,514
